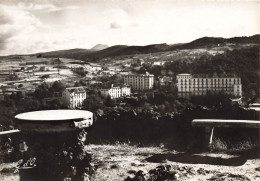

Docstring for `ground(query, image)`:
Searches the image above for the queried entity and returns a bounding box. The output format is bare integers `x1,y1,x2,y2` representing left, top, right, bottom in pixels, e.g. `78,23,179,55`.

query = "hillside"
1,144,260,181
1,34,259,61
91,44,109,51
169,34,259,50
36,48,94,60
38,34,260,61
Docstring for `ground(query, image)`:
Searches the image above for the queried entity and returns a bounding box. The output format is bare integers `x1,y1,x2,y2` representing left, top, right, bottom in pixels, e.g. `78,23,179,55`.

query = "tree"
72,67,87,77
18,84,23,88
52,81,66,92
16,92,24,101
82,95,104,111
36,54,42,58
105,95,115,107
40,66,46,71
74,82,80,87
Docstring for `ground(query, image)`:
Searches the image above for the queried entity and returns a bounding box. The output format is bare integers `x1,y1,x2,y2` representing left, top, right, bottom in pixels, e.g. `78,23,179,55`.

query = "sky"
0,0,259,55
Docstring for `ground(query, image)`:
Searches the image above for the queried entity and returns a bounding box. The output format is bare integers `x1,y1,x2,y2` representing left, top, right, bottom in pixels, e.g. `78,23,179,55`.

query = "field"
87,144,260,180
1,144,259,180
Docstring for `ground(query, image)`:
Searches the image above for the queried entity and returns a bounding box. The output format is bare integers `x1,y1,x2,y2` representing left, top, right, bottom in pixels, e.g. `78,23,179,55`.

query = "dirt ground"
1,144,260,180
86,144,260,181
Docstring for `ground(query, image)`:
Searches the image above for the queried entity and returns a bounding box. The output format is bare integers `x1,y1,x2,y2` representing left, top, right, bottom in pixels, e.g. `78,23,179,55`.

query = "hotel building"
176,73,242,97
124,72,154,91
62,87,86,109
100,85,131,99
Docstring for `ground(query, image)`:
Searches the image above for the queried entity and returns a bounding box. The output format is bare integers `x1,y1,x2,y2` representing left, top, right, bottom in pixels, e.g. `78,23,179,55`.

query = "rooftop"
125,72,154,76
177,74,191,76
15,110,93,122
66,87,86,93
177,73,240,78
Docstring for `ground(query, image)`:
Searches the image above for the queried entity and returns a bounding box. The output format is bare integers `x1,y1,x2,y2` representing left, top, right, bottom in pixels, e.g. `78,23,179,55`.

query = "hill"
91,44,109,51
36,48,94,60
1,34,259,61
169,34,260,50
40,34,260,61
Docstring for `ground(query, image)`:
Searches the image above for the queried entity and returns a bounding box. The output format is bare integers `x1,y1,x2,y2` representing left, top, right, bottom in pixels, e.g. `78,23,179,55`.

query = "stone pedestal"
14,110,95,181
19,130,94,181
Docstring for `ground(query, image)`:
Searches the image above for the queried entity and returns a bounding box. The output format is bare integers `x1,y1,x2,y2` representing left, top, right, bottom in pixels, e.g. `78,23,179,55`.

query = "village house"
62,87,86,109
100,84,131,99
152,61,165,66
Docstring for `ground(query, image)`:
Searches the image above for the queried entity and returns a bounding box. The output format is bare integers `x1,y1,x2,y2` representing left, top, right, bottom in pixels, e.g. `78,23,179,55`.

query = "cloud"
0,13,12,24
103,9,128,18
130,21,140,27
1,0,259,55
18,2,62,12
110,21,123,29
110,19,140,29
0,4,43,53
106,8,140,29
17,2,80,13
65,6,80,10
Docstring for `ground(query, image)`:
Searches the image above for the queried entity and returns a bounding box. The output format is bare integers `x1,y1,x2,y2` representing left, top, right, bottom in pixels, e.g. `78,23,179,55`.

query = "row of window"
180,81,241,84
180,80,241,84
179,83,241,86
125,78,152,80
179,79,241,83
125,81,152,83
71,94,86,99
180,85,238,88
70,100,84,108
179,78,240,80
179,92,241,96
179,89,236,92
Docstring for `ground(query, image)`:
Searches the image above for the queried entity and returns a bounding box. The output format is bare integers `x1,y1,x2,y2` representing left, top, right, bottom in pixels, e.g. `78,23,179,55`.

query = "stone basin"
14,110,93,133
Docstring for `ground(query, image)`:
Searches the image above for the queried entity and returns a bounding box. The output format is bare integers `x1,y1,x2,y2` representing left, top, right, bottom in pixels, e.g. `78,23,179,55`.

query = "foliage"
136,47,259,101
18,84,23,88
82,91,105,112
211,138,256,153
87,104,259,150
8,74,19,81
33,81,65,99
72,67,88,77
190,92,232,108
97,74,124,86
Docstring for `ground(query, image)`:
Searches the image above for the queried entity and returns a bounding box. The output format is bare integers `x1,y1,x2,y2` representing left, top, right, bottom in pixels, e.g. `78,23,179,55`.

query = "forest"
137,46,259,102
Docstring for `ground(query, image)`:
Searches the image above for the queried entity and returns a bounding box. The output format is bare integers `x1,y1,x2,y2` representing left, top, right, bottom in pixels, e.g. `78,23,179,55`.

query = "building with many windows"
62,87,86,109
124,72,154,91
176,73,242,97
100,84,131,99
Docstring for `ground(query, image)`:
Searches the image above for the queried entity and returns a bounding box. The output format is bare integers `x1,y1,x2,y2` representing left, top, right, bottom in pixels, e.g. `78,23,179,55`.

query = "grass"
85,143,164,181
0,141,259,181
85,142,260,181
210,138,257,153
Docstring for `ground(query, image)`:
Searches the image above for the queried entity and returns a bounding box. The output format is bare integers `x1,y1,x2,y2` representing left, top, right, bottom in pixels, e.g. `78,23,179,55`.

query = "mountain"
169,34,260,50
111,43,171,56
2,34,259,61
91,44,109,51
36,48,93,60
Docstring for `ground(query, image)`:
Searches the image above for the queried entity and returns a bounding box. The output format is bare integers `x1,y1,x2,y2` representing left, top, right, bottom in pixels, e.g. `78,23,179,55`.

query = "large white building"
62,87,86,109
100,85,131,99
176,73,242,97
124,72,154,91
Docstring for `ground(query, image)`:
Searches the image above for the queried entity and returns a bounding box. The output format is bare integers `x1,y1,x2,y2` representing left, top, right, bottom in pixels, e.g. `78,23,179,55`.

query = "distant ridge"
1,34,259,61
169,34,260,50
91,44,109,51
